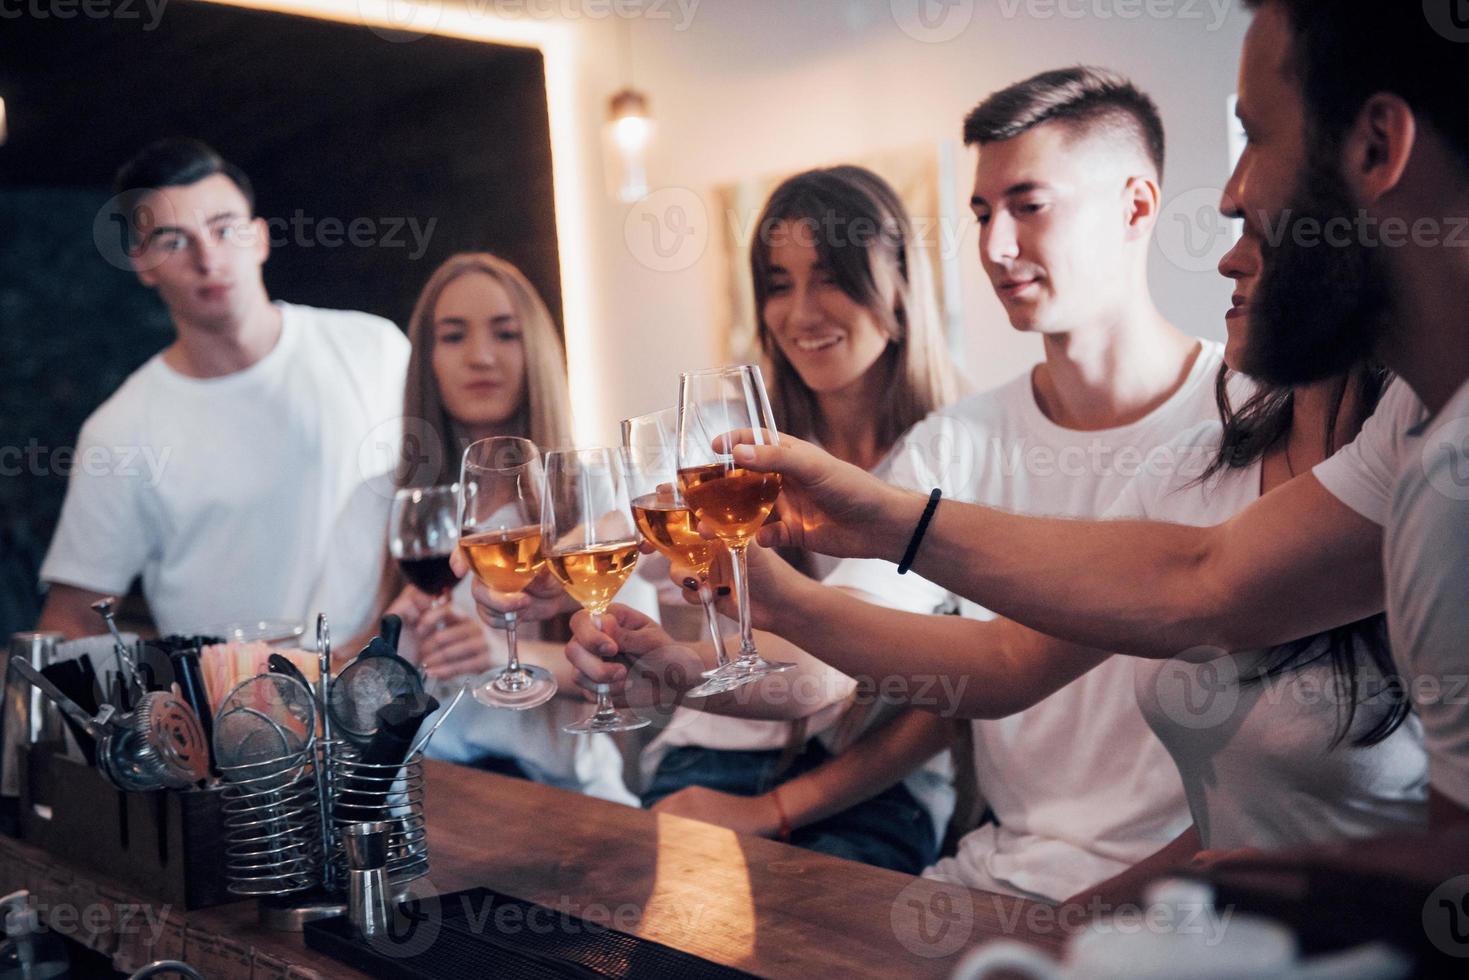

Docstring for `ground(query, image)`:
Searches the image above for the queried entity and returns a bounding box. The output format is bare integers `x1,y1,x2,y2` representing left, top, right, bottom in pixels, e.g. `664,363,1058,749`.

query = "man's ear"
1122,174,1161,240
1340,92,1416,206
250,215,271,266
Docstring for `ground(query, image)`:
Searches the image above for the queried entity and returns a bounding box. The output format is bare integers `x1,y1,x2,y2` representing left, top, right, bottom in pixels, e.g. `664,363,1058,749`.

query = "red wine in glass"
396,552,462,598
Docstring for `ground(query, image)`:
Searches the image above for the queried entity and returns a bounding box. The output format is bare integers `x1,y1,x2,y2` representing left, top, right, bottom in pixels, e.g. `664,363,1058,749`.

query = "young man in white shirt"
37,139,410,637
696,2,1469,829
566,68,1221,901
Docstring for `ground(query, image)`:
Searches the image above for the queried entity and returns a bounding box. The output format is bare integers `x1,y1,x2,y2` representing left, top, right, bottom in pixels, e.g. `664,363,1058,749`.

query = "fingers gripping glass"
458,437,557,710
622,409,750,697
542,447,649,734
676,365,795,684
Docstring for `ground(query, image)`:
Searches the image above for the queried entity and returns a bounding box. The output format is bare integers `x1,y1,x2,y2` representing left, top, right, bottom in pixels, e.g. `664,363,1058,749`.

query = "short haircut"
1243,0,1469,170
112,138,255,241
963,67,1166,180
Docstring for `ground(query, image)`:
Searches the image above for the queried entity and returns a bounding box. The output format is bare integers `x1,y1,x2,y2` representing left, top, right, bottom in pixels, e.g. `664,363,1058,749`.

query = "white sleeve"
822,413,963,614
1313,380,1425,526
39,414,151,595
306,475,393,641
1387,407,1469,809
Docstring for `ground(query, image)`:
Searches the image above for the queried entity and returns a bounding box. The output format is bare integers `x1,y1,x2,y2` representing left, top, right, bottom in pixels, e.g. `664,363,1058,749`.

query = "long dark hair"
751,167,958,580
1200,364,1407,747
749,166,956,452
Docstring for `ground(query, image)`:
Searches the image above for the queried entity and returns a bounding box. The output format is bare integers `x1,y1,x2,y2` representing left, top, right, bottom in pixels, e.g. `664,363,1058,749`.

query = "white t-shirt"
1388,378,1469,809
643,452,956,843
1320,377,1469,809
826,341,1225,902
1118,418,1427,851
311,473,648,805
1312,380,1426,526
40,302,409,635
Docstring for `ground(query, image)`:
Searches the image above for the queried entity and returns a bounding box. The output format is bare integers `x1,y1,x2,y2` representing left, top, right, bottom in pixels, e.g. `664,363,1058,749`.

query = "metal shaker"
344,821,392,938
2,632,64,802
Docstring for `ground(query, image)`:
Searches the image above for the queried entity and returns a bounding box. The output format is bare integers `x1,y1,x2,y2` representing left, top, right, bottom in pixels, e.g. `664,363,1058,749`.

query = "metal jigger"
344,821,391,938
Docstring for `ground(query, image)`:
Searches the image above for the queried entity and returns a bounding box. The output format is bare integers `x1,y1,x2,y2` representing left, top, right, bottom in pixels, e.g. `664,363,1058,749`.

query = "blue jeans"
642,742,937,874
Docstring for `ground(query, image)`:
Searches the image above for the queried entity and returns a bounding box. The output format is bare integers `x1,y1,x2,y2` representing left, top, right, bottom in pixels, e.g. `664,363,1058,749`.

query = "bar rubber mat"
303,885,762,979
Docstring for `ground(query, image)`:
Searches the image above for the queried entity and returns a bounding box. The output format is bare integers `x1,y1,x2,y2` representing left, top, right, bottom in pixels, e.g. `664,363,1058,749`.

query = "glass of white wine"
542,446,650,734
677,365,796,683
458,437,557,710
623,409,749,697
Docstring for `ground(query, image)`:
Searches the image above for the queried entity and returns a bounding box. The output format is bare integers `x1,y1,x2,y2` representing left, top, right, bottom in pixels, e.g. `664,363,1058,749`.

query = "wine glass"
542,447,649,734
458,437,557,710
676,365,796,682
622,409,750,697
388,485,464,610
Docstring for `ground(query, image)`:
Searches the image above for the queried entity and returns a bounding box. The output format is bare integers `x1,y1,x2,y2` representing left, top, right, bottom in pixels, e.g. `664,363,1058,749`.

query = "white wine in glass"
459,437,557,710
543,447,650,734
622,408,750,697
676,365,796,683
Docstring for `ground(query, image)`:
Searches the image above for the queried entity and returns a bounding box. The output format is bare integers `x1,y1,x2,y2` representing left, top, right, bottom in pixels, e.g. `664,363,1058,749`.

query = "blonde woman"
313,252,648,803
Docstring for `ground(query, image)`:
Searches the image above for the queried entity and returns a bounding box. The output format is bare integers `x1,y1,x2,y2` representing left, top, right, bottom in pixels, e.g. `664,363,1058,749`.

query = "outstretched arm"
569,547,1114,719
731,435,1383,658
905,472,1383,657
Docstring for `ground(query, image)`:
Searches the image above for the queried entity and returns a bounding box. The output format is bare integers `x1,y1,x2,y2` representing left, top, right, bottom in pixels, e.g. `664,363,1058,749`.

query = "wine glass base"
708,657,797,684
472,665,557,711
562,709,650,735
684,672,753,698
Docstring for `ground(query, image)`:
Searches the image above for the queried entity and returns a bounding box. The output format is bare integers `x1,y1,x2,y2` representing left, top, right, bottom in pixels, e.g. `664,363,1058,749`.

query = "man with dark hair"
962,65,1166,180
695,3,1469,827
37,138,410,637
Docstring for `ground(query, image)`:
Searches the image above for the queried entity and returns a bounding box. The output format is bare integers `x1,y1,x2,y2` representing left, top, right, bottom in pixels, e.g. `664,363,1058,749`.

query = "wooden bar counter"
0,760,1066,978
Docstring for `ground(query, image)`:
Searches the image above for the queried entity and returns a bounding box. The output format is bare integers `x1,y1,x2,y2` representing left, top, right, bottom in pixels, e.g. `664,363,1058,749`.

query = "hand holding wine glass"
542,447,649,734
415,601,497,680
623,407,749,697
676,365,796,682
715,430,921,561
672,537,816,638
564,604,709,709
458,437,558,710
467,566,579,626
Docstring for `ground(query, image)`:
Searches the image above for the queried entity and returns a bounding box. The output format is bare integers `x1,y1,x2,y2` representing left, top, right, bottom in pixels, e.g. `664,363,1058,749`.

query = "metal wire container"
217,741,323,896
323,737,429,889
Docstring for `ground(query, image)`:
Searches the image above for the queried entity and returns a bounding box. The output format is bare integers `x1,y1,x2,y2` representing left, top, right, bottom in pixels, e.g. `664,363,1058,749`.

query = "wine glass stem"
589,611,617,719
698,580,730,668
503,610,523,675
727,542,759,660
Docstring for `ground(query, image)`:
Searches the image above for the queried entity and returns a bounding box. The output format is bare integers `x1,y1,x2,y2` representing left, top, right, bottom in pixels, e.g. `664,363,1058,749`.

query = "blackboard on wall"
0,6,561,636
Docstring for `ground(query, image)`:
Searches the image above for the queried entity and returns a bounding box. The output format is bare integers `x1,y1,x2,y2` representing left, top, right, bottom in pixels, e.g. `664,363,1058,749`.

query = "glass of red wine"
388,485,465,609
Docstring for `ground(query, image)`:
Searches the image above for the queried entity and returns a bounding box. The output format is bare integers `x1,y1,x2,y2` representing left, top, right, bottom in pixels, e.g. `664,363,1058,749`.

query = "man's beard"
1241,147,1393,386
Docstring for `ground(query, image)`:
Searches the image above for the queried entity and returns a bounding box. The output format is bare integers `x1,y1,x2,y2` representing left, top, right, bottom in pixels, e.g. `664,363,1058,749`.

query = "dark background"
0,3,560,637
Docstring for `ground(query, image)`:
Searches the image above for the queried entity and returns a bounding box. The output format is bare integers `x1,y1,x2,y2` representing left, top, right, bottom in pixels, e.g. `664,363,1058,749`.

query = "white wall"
574,0,1251,439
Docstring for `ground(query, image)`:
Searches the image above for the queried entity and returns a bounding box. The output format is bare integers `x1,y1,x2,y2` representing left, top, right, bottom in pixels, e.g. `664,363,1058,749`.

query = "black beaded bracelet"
897,488,942,575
